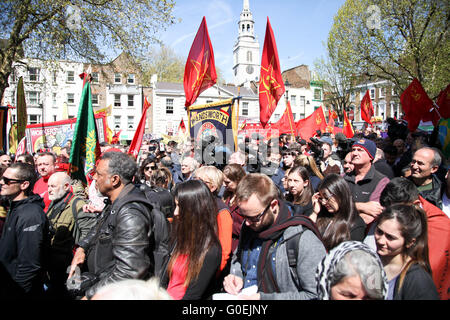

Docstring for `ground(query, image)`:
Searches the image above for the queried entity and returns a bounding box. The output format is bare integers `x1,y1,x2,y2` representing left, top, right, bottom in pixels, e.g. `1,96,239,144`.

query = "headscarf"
315,241,388,300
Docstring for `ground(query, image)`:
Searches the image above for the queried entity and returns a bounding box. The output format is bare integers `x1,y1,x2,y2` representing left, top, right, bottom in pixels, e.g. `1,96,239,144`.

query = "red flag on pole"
435,83,450,119
184,17,217,108
400,78,434,132
360,90,374,125
128,97,151,158
259,17,285,128
274,101,296,135
178,118,186,134
295,106,327,141
342,109,355,138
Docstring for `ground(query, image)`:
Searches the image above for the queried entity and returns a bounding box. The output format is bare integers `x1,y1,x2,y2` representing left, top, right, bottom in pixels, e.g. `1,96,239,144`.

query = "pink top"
167,254,188,300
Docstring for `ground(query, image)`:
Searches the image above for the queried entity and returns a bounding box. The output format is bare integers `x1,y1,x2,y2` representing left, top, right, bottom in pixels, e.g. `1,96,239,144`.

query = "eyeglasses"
237,201,272,223
318,193,334,204
0,176,25,185
144,165,156,171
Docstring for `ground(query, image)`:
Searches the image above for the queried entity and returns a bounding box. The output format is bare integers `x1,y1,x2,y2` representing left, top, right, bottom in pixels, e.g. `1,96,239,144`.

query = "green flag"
16,76,27,145
69,80,100,184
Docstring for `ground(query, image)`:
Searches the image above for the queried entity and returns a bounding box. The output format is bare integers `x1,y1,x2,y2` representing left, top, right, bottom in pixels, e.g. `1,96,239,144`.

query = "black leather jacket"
78,184,154,298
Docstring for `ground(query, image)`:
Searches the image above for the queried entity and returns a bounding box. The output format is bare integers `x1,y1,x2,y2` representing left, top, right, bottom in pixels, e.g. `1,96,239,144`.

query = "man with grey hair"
409,146,443,209
45,171,96,298
68,152,156,299
173,156,199,185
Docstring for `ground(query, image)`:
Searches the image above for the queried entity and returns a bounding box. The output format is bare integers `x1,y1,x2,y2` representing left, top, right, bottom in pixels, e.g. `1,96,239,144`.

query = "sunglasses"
0,176,25,185
144,165,157,171
236,201,272,223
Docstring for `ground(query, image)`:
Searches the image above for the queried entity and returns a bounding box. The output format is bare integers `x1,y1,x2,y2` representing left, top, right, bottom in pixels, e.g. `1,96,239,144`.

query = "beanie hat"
352,138,376,160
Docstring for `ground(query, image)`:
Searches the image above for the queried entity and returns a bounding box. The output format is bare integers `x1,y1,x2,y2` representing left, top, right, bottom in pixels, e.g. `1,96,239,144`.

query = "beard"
48,186,67,201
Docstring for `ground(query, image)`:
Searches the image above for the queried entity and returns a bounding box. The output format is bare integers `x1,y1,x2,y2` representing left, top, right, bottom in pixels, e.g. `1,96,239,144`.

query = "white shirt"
441,193,450,219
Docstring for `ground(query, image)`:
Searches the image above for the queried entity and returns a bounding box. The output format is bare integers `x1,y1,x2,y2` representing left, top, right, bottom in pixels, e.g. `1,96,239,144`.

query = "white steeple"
233,0,260,87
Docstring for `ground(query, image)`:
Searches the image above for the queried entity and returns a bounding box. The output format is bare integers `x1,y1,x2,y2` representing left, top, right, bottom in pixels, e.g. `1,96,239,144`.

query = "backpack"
138,185,172,279
110,187,171,281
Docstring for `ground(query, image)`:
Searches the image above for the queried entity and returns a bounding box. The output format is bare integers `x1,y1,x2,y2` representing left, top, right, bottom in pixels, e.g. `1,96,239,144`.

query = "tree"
141,45,185,84
327,0,449,99
140,45,226,85
313,54,356,121
0,0,176,99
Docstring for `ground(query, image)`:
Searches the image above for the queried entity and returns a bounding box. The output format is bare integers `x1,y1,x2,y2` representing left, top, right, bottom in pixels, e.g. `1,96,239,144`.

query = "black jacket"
78,184,154,299
409,175,443,210
0,194,49,296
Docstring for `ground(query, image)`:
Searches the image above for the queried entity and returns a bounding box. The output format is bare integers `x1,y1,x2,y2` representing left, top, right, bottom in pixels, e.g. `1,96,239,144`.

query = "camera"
308,137,324,162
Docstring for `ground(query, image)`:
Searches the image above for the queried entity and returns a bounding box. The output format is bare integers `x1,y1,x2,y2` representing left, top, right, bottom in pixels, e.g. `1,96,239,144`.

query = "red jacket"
420,196,450,300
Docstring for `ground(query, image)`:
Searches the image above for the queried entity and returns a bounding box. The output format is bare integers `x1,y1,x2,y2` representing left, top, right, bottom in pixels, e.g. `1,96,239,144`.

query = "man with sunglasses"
0,162,49,298
223,173,326,300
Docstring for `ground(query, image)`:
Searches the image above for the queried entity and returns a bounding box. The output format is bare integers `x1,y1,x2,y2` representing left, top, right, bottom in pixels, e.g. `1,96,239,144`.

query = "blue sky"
155,0,346,83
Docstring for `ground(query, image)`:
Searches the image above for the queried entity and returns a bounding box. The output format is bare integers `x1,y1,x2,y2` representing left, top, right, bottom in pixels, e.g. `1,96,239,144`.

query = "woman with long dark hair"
375,204,439,300
137,157,158,186
285,165,314,216
165,180,222,300
311,173,366,251
222,164,247,253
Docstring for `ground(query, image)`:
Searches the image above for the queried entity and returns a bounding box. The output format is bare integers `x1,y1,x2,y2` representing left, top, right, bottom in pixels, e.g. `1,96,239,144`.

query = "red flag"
326,109,336,134
360,90,374,125
15,136,27,156
400,78,433,132
259,17,285,128
184,17,217,108
342,109,355,138
178,118,186,134
436,83,450,119
274,101,296,135
240,119,247,130
111,130,122,145
128,97,151,158
295,106,327,141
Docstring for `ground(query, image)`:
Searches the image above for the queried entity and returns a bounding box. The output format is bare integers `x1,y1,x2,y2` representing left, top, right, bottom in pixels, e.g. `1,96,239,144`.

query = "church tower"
233,0,260,87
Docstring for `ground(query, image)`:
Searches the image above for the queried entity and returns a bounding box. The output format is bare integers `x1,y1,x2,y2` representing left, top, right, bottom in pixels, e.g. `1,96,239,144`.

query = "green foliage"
0,0,176,97
326,0,449,98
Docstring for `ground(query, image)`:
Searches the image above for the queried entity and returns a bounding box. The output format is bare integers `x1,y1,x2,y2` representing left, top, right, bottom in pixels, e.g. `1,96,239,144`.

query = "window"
274,113,280,121
114,94,121,107
314,89,322,100
166,98,174,114
9,70,17,83
127,95,134,107
127,116,134,129
52,71,57,83
52,93,57,108
91,72,99,83
114,116,121,129
53,115,57,122
206,100,214,104
28,68,40,82
299,96,305,110
92,94,99,106
247,51,252,62
379,87,386,98
67,93,75,104
26,91,40,105
67,71,75,83
127,74,135,84
242,102,249,116
293,113,296,120
370,88,375,99
114,73,121,84
350,91,355,102
29,114,41,124
291,95,296,106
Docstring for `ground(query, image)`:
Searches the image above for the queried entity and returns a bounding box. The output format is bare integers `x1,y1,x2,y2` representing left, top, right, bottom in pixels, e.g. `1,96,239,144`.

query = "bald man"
45,172,96,298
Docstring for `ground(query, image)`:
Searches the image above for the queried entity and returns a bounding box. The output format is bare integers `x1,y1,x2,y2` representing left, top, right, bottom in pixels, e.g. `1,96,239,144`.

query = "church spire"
239,0,255,39
243,0,250,11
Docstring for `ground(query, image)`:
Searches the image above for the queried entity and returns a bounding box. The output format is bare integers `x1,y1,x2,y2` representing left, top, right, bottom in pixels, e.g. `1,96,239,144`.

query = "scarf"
315,241,388,300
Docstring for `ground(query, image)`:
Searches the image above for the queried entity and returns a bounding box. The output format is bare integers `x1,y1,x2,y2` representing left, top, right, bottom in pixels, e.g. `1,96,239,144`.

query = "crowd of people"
0,117,449,301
